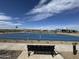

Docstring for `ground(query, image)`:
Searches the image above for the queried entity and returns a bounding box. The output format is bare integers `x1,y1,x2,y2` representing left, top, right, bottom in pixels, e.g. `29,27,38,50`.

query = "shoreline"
0,39,79,45
57,32,79,37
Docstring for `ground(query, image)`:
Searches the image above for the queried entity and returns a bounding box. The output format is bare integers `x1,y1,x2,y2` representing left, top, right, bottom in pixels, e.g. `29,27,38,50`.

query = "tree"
16,26,18,29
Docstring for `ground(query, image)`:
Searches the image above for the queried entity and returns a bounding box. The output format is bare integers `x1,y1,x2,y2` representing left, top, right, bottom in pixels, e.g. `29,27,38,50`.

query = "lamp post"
72,43,77,55
39,27,43,39
40,28,42,39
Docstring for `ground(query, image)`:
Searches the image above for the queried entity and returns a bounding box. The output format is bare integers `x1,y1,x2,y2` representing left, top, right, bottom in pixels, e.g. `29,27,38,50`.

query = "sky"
0,0,79,30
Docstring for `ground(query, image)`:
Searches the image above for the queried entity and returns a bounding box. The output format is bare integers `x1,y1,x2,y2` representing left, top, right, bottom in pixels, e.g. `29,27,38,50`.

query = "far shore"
0,32,25,34
0,31,79,35
57,32,79,37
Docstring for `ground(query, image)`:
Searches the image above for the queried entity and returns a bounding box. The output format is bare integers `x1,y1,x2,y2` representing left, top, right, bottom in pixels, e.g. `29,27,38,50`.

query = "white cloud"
0,21,21,26
39,0,47,5
36,0,48,7
0,13,20,21
39,24,79,30
27,0,79,21
0,14,12,20
0,21,22,29
0,13,22,29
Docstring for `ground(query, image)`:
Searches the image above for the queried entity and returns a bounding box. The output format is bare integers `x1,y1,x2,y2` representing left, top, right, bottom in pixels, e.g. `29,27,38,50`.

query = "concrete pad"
28,54,64,59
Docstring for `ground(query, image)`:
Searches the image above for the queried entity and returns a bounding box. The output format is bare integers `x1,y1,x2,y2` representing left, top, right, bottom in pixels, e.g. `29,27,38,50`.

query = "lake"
0,33,79,41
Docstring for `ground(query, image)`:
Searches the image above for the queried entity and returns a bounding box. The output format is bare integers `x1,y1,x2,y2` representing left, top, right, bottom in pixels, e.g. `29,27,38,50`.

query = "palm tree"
16,26,18,29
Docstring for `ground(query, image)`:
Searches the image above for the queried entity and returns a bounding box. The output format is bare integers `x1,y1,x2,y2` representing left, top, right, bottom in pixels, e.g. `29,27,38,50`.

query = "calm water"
0,33,79,41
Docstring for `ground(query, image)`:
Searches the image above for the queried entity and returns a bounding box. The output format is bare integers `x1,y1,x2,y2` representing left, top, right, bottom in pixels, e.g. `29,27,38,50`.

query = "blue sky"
0,0,79,30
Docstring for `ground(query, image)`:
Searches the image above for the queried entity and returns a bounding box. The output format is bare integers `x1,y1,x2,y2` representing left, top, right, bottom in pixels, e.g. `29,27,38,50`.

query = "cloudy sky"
0,0,79,30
